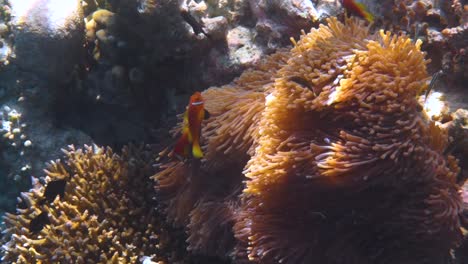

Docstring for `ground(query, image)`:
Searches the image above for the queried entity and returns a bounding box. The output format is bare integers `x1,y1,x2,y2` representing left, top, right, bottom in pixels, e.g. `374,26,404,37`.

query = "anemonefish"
173,92,209,160
342,0,374,23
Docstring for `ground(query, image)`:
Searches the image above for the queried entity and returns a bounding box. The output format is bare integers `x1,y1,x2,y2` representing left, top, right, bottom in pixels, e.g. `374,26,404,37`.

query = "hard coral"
154,16,466,264
1,145,176,264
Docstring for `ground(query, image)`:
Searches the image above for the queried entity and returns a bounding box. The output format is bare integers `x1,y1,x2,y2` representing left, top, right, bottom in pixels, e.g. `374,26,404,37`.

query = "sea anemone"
152,50,289,250
237,17,465,263
154,16,465,264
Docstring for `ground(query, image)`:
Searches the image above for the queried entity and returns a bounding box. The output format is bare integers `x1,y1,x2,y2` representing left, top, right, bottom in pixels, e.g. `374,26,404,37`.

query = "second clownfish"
342,0,374,23
173,92,210,160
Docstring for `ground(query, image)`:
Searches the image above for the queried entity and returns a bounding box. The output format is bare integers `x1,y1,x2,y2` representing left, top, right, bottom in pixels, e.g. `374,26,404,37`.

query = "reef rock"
0,0,92,216
9,0,84,80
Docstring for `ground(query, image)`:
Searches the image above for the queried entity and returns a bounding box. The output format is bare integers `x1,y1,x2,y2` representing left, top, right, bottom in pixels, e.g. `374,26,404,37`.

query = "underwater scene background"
0,0,466,263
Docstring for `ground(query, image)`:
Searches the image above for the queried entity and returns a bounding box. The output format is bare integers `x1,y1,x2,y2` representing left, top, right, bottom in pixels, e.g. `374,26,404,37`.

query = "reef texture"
379,0,467,88
1,145,179,263
153,17,467,263
1,0,467,261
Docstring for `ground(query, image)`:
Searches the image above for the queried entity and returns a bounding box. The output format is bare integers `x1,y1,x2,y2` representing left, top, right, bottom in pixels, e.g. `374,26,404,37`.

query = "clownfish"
173,92,210,159
342,0,374,23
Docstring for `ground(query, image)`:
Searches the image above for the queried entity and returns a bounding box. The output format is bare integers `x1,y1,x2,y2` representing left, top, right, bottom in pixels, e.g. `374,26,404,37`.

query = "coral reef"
0,105,32,215
77,0,330,113
459,180,468,263
444,109,468,183
0,0,93,218
0,78,92,219
1,0,467,263
1,145,180,263
376,0,467,110
9,0,85,81
153,17,467,263
0,0,12,67
0,0,337,226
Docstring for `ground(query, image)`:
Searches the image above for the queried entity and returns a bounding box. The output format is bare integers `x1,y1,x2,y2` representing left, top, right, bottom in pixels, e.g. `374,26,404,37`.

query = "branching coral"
154,16,466,264
1,145,180,264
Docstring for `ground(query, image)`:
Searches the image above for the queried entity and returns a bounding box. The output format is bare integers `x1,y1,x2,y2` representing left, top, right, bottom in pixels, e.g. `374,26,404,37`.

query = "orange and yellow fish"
342,0,374,23
173,92,209,160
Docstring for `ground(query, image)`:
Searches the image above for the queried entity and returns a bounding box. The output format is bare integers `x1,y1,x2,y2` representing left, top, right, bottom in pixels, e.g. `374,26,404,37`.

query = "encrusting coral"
1,145,179,264
153,17,467,263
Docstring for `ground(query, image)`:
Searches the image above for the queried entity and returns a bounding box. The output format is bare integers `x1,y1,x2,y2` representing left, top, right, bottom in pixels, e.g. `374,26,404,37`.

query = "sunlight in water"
10,0,79,31
424,91,445,119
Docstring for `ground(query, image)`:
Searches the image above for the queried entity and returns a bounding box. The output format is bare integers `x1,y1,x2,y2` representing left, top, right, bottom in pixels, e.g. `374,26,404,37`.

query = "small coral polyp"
154,17,466,263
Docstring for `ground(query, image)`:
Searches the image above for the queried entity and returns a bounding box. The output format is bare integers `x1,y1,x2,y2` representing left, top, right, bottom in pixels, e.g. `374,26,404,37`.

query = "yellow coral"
1,145,178,264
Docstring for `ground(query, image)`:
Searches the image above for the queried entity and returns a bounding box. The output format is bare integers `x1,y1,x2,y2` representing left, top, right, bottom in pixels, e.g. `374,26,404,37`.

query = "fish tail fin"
192,139,204,158
356,2,374,23
364,11,374,23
